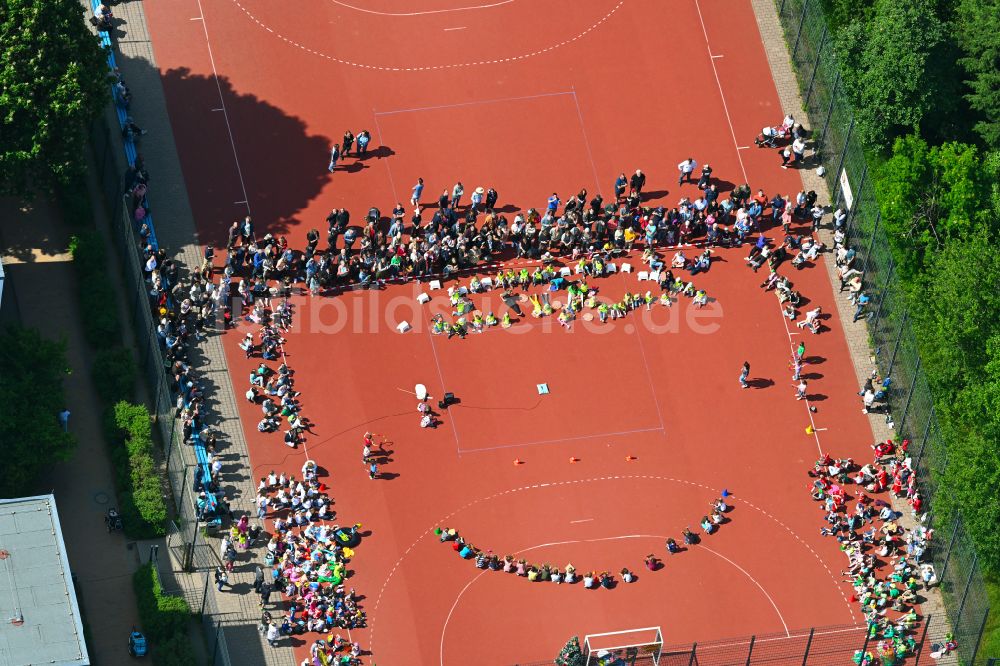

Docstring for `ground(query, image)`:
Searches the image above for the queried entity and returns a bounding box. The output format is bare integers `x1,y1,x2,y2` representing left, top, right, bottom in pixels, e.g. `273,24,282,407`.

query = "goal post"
583,627,664,666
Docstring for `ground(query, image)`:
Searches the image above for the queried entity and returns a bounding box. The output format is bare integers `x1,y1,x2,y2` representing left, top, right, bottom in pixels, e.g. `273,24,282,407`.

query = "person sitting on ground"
621,567,635,583
564,563,576,584
583,571,596,589
645,554,658,570
600,571,614,589
701,516,716,534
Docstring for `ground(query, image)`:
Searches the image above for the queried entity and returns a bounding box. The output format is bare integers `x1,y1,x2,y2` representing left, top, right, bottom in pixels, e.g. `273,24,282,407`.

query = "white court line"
693,0,748,183
569,518,594,524
736,145,751,150
572,88,603,198
212,108,224,112
371,111,399,202
711,54,724,58
195,0,251,215
332,0,513,16
425,329,463,454
374,91,574,117
443,26,467,31
190,16,204,20
775,299,824,455
438,534,790,664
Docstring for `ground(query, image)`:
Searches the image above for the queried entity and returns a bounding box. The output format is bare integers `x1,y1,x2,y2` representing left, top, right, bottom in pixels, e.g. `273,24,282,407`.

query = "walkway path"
0,194,143,666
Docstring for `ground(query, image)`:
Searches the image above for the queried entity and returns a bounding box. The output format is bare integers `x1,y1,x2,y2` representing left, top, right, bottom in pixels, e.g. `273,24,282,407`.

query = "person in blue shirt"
614,173,627,201
546,192,560,213
853,292,871,322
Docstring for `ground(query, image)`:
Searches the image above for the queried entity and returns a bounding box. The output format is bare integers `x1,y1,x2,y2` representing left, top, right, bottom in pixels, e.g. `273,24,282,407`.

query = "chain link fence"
776,0,992,662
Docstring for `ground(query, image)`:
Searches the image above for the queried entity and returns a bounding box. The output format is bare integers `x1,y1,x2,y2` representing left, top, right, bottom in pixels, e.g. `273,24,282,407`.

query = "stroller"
106,507,123,532
128,628,148,657
754,114,796,147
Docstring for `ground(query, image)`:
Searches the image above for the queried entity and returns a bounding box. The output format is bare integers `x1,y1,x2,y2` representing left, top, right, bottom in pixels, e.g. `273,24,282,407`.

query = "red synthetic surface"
142,0,877,663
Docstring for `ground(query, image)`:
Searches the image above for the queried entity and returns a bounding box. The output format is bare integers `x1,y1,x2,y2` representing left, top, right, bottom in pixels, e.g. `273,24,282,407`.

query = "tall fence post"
844,162,868,239
898,356,922,432
688,643,698,666
969,605,990,666
803,26,827,110
955,551,979,623
870,261,895,327
938,515,962,583
915,408,934,469
862,211,881,279
745,635,756,666
832,115,855,201
792,0,810,59
885,311,907,378
816,71,841,159
801,628,815,666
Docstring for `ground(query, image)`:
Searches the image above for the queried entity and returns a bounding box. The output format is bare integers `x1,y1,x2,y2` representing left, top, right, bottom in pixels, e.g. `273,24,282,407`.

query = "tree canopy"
956,0,1000,148
0,0,109,195
0,326,75,496
836,0,952,150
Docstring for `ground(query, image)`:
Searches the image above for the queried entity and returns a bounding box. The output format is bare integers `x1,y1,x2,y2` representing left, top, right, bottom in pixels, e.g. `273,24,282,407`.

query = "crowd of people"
255,462,368,663
809,438,937,665
434,495,733,588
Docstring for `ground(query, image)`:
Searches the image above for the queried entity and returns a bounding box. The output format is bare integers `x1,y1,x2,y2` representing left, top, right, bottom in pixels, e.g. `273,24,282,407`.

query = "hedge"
69,231,123,348
93,346,136,404
132,563,196,665
106,401,166,538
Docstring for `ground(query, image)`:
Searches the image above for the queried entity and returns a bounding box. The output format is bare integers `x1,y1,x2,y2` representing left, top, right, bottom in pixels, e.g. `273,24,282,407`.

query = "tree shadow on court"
114,51,337,244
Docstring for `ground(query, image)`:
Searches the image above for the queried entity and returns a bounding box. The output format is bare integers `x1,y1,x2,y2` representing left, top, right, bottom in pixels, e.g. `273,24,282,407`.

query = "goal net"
583,627,664,666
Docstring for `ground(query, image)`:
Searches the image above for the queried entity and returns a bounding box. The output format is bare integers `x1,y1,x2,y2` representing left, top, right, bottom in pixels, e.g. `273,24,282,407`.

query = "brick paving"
750,0,955,654
95,1,296,662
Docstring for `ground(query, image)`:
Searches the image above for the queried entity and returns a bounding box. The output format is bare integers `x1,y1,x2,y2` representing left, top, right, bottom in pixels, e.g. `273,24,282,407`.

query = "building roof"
0,495,89,666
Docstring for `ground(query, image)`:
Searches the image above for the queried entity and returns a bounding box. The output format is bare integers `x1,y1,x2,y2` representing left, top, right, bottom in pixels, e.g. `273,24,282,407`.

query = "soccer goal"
583,627,664,666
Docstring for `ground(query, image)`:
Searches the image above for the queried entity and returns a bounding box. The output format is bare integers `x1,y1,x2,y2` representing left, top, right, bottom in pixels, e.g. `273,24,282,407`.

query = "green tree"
0,0,109,195
876,136,996,281
0,326,75,495
837,0,952,149
555,636,586,666
956,0,1000,149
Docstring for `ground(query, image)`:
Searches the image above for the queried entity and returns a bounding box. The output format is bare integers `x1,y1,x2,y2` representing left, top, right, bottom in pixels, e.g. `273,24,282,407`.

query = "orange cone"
625,455,637,461
569,456,580,463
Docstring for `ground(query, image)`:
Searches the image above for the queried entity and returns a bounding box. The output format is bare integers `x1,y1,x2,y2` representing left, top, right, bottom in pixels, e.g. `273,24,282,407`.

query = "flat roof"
0,495,89,666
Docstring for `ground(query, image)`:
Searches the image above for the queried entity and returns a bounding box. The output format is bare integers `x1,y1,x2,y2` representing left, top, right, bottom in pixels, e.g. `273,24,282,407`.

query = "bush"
106,401,166,538
93,346,136,403
69,231,123,347
133,563,194,665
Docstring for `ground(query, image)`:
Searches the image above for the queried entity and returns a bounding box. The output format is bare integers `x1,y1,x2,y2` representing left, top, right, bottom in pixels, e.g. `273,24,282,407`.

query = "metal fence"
775,0,992,663
89,110,230,663
514,618,976,666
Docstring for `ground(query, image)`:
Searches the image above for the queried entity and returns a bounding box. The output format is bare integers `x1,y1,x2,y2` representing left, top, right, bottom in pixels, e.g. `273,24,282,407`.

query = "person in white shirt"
677,158,697,185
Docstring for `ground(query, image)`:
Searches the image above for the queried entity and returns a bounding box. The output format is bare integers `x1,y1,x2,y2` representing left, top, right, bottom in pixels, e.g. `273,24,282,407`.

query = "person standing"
356,130,371,155
410,178,424,207
739,361,750,389
215,566,229,592
629,169,646,196
266,621,279,647
342,130,355,156
546,192,560,213
253,564,265,594
853,292,871,322
451,181,464,208
795,341,806,361
471,187,485,211
697,163,713,189
614,172,628,201
58,408,71,432
677,158,697,185
796,379,808,400
792,356,803,381
327,143,340,173
485,187,498,210
260,581,273,608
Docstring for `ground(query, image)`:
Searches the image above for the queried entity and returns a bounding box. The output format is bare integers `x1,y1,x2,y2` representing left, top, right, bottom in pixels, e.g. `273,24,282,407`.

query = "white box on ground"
606,263,617,273
396,321,411,333
637,271,649,281
416,293,431,304
559,267,571,277
430,280,442,290
621,263,633,273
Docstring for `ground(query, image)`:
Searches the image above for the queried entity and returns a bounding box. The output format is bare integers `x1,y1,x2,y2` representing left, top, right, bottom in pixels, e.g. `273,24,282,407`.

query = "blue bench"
90,0,160,252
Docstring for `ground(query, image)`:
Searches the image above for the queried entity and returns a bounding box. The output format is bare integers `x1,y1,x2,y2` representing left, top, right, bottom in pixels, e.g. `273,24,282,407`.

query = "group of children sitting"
426,248,712,338
434,497,733,588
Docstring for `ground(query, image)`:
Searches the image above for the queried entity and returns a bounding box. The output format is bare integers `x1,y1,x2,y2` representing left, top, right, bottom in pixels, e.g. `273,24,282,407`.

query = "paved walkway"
90,0,296,663
750,0,954,654
0,195,143,666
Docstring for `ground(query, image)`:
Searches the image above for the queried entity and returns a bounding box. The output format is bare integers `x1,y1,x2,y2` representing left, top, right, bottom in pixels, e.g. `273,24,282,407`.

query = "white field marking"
331,0,514,17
